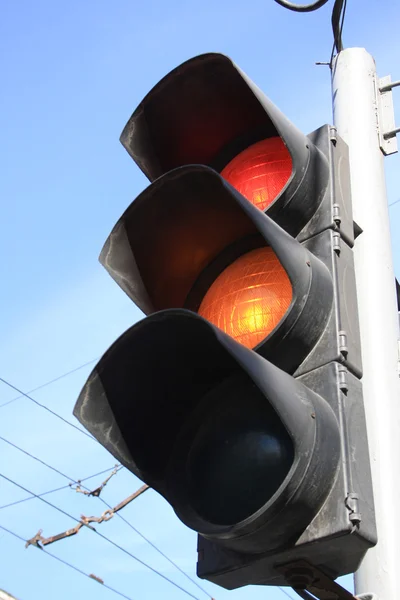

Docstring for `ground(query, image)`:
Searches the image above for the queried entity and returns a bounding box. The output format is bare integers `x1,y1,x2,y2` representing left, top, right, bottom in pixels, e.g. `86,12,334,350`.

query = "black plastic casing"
74,312,342,555
120,52,328,238
193,120,375,588
73,53,376,590
197,363,376,588
80,152,376,586
193,126,376,588
100,165,336,375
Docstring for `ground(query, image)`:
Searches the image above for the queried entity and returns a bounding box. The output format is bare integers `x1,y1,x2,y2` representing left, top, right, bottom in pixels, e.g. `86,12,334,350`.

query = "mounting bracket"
377,76,399,156
276,560,358,600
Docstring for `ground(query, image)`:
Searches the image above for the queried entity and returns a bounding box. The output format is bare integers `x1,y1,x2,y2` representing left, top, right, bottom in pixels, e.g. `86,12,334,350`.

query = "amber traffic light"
198,247,292,349
74,53,376,593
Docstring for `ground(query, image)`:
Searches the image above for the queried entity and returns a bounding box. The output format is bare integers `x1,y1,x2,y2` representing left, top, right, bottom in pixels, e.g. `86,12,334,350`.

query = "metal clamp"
276,560,358,600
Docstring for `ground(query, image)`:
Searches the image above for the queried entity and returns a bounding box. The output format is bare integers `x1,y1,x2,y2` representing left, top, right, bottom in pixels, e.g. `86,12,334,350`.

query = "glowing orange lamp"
198,247,292,349
221,137,292,211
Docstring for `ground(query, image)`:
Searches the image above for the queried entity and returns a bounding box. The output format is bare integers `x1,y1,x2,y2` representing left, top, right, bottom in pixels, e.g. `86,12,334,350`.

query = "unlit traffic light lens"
221,137,292,211
186,381,294,525
198,247,292,349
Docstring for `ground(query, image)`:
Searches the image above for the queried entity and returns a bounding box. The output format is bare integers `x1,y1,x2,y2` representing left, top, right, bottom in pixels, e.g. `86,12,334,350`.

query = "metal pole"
332,48,400,600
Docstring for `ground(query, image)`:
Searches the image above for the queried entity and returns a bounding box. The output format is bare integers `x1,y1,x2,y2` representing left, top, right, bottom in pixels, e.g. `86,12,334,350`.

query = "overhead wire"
0,375,300,599
0,436,296,600
0,434,99,483
0,322,299,600
0,375,95,441
101,503,212,599
0,433,211,598
0,471,205,600
0,524,136,600
0,362,212,597
0,463,118,511
0,357,99,409
0,483,69,510
0,368,212,596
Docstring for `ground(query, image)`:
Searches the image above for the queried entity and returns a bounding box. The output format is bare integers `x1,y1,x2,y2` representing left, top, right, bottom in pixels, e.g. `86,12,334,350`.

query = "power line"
0,379,293,600
0,483,68,510
389,198,400,207
0,472,204,600
0,433,211,598
99,502,211,599
0,380,298,600
0,524,136,600
0,421,296,600
0,434,92,482
113,506,296,600
0,376,95,441
0,464,118,511
0,357,98,409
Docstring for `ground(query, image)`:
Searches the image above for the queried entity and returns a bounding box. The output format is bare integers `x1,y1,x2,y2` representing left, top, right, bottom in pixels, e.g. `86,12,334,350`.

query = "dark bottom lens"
186,384,294,525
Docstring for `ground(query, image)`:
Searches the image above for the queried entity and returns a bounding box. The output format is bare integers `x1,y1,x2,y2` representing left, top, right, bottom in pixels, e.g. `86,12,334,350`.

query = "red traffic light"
221,137,292,211
120,53,328,237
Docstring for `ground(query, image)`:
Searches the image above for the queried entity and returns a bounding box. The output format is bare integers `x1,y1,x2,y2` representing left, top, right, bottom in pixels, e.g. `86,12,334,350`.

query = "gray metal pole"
332,48,400,600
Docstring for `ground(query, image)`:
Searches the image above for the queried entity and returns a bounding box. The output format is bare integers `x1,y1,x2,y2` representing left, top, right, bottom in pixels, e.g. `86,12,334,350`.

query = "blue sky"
1,0,399,599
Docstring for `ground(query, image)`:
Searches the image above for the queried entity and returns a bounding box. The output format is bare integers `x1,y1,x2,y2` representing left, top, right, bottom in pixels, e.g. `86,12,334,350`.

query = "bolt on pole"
332,48,400,600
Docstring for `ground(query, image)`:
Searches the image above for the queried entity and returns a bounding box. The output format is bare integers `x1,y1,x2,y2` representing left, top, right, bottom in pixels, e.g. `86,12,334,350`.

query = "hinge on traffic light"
276,560,359,600
338,365,348,393
332,203,341,228
339,330,348,358
333,232,341,255
329,126,338,146
345,492,361,531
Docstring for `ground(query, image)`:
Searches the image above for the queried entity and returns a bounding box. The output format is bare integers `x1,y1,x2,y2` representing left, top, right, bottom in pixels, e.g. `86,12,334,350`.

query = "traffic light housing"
74,53,376,590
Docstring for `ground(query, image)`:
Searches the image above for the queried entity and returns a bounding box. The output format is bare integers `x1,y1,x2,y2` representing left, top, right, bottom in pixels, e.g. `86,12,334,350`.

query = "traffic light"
74,54,376,590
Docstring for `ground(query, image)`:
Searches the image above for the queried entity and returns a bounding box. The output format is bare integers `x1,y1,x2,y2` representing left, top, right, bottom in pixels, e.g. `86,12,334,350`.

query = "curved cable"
331,0,346,53
273,0,329,12
274,0,348,56
329,0,347,64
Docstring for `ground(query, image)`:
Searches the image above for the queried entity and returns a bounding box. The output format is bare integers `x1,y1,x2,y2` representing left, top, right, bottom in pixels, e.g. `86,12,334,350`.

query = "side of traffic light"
74,53,376,590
